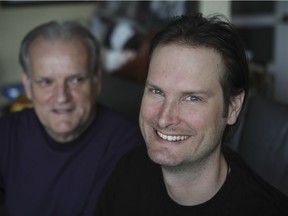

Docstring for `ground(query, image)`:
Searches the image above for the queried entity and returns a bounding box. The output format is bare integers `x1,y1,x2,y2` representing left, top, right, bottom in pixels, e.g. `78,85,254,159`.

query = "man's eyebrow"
181,90,214,97
145,81,165,92
145,81,158,89
70,71,87,76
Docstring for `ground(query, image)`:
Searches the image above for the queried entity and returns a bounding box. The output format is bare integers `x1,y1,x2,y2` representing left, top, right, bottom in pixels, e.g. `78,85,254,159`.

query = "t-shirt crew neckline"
161,161,234,214
36,107,99,151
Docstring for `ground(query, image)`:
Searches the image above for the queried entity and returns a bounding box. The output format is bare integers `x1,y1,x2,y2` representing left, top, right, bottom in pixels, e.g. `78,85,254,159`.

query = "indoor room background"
0,1,288,117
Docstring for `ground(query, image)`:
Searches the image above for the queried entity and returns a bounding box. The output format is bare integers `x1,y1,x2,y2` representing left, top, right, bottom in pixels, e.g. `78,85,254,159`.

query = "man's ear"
21,72,32,100
227,91,245,125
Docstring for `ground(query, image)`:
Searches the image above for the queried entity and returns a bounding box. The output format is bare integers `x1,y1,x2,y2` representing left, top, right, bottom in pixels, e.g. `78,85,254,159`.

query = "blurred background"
0,1,287,116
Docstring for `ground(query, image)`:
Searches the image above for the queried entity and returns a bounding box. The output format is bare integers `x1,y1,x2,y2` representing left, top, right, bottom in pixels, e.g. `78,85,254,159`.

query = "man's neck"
162,152,228,206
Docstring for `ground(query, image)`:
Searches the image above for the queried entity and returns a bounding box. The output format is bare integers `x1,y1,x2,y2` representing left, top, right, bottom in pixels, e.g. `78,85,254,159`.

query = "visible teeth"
157,131,189,142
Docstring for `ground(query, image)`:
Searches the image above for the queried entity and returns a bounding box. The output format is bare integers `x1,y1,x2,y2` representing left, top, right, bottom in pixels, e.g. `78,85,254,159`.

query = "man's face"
22,37,101,142
139,44,243,168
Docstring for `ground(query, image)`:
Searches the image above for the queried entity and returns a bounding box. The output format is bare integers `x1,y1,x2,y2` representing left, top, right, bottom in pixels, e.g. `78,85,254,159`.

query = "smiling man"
96,14,288,215
23,36,98,143
0,21,143,216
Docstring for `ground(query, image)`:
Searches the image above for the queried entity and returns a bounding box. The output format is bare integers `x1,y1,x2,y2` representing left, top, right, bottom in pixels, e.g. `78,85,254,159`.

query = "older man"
0,21,143,215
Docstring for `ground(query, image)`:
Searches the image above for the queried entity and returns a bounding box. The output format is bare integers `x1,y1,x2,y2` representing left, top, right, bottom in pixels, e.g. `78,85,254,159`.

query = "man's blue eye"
152,89,161,94
187,96,200,102
71,76,85,84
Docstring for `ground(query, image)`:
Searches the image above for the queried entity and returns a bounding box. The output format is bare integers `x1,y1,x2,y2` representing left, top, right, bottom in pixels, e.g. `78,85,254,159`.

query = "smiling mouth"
156,131,189,142
52,108,73,114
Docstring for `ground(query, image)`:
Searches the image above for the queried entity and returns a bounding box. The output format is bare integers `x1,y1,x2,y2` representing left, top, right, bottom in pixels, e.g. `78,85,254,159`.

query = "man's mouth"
52,108,73,114
156,130,189,142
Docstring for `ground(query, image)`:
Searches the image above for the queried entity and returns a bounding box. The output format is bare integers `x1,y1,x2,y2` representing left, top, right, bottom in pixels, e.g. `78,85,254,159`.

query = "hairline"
19,21,100,78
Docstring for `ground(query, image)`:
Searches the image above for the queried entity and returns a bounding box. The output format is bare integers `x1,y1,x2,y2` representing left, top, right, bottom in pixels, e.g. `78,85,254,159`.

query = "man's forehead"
149,45,224,75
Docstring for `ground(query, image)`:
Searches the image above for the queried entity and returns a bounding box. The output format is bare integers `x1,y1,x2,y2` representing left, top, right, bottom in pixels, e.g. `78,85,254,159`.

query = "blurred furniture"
226,94,288,195
97,72,144,120
248,61,274,98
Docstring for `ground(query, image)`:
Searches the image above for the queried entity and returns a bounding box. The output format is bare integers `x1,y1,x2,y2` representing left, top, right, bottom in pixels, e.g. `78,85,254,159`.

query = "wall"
199,0,231,19
0,1,231,86
271,1,288,104
0,2,98,86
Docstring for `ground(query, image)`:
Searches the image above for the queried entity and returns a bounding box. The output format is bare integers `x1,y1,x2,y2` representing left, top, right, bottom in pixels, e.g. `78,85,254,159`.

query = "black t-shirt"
96,145,288,216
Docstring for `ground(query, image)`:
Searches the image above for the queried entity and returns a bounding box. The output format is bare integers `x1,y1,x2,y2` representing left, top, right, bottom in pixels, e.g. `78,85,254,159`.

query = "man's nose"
157,100,180,128
55,82,71,103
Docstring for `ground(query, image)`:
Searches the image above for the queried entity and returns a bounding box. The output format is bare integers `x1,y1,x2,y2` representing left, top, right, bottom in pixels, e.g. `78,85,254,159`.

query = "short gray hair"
19,20,101,77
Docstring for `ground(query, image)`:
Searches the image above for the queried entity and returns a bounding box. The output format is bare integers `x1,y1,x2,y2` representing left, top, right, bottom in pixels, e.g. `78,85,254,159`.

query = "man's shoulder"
223,147,288,213
114,145,159,176
97,103,139,128
0,109,38,149
0,108,35,126
118,145,150,166
95,103,143,141
105,144,162,200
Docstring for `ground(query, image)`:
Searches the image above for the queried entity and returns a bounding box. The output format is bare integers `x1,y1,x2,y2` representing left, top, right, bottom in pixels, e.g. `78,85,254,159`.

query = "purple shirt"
0,104,143,215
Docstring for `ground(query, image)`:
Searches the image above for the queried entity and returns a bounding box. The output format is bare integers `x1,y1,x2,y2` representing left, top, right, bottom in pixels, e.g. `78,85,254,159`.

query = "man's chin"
147,147,180,167
46,124,78,142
